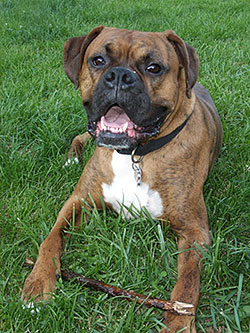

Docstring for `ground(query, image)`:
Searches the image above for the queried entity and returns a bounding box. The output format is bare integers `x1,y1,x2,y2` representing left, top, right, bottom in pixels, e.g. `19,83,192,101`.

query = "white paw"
63,157,79,168
22,302,40,314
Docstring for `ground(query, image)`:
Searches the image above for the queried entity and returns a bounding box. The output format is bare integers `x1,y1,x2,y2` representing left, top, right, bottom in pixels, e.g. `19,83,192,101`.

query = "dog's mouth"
97,106,148,138
87,105,162,151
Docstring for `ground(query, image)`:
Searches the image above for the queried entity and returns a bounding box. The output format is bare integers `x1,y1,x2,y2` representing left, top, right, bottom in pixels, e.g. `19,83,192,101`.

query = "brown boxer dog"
22,26,223,332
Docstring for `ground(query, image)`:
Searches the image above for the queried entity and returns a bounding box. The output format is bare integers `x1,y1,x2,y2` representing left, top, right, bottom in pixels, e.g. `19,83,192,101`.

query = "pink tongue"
102,106,134,129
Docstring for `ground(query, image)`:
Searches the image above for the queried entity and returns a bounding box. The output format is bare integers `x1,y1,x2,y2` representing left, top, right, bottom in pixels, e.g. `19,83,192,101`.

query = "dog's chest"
102,151,163,218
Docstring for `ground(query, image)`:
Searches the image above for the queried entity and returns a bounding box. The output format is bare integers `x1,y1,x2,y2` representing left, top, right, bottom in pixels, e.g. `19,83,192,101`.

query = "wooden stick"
60,269,194,316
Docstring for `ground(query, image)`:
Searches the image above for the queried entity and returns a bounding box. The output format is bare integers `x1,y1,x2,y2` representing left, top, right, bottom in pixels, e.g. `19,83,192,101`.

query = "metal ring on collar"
131,147,143,163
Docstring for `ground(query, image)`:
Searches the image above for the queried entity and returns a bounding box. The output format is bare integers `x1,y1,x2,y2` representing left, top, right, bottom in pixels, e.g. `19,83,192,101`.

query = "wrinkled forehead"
86,28,174,63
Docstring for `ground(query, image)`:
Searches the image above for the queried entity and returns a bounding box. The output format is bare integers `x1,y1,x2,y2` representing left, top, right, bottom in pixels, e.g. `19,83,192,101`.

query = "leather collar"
118,113,192,156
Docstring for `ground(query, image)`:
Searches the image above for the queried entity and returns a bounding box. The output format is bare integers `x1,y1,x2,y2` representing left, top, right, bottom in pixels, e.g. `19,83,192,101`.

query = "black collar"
118,113,192,156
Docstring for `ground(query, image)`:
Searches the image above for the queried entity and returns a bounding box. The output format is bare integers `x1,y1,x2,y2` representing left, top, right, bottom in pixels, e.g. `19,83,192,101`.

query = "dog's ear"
64,26,105,89
164,30,199,98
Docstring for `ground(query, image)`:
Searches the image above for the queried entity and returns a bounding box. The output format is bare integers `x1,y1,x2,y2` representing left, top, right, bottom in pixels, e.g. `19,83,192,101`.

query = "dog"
22,26,223,332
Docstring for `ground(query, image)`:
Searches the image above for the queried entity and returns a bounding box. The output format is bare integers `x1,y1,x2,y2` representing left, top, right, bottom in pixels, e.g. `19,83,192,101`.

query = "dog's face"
64,27,199,151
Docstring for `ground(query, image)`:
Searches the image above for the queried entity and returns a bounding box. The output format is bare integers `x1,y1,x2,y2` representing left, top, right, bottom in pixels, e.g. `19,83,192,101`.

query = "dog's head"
64,26,199,152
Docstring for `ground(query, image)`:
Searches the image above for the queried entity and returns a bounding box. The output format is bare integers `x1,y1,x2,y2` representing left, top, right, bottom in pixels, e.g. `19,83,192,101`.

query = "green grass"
0,0,249,331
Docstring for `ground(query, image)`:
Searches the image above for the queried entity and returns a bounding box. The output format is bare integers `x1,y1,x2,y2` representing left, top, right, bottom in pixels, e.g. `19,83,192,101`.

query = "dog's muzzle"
86,67,166,151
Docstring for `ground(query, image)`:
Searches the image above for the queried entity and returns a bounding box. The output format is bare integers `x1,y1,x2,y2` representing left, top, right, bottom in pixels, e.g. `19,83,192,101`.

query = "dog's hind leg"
67,132,92,161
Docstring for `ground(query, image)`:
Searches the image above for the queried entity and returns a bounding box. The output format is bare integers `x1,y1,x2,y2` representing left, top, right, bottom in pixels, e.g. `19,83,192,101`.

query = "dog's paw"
161,313,196,333
63,157,79,168
22,302,40,314
22,270,57,303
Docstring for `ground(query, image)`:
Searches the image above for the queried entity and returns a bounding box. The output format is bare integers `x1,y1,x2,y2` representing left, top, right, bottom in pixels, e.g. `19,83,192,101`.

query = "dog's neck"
117,111,192,157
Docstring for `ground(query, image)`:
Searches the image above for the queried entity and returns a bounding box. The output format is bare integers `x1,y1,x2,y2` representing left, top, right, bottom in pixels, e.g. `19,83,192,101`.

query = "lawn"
0,0,249,331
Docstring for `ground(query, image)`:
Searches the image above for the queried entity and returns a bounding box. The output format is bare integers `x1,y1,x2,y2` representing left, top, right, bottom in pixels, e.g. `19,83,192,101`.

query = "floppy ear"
164,30,199,98
63,26,105,89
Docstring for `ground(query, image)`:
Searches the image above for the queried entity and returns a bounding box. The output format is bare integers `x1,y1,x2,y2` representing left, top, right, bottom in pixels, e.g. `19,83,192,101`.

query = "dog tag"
131,148,143,186
132,162,142,186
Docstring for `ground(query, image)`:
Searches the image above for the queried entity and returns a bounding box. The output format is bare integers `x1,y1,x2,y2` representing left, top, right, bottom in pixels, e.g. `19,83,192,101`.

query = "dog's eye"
92,56,106,67
146,63,162,74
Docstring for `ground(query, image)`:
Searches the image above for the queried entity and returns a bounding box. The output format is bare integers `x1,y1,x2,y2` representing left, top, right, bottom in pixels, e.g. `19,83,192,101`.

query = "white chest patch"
102,151,163,219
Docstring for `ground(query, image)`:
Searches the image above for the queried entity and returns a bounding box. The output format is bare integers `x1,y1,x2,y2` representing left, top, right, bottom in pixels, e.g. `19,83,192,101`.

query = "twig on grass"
60,269,195,316
24,258,194,316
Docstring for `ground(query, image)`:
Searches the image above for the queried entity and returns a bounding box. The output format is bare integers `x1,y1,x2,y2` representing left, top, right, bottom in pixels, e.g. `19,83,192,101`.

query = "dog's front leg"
162,209,210,332
22,148,111,302
22,194,87,302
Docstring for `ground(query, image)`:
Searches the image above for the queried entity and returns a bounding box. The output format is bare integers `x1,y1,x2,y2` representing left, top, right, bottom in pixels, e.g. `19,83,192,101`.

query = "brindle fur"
22,27,223,333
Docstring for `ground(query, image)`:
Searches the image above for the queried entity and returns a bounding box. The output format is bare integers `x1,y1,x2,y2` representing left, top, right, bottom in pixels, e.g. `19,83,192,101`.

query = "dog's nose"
104,67,137,90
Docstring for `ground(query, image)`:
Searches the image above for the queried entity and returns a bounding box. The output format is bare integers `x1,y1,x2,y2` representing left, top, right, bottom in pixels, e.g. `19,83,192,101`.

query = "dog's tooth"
101,117,106,130
123,122,128,132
